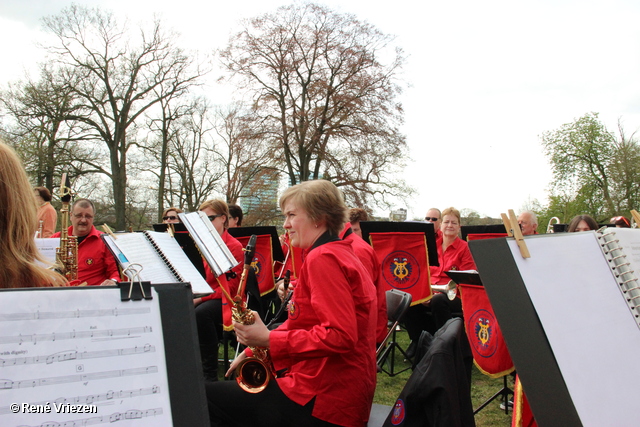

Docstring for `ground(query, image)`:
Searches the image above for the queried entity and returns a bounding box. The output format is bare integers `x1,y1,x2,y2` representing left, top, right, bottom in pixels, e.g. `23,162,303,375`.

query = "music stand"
227,226,285,263
153,222,206,279
360,221,439,267
461,224,507,241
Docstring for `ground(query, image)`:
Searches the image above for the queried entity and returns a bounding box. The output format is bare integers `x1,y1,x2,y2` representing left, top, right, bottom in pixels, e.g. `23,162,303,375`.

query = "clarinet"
266,270,292,329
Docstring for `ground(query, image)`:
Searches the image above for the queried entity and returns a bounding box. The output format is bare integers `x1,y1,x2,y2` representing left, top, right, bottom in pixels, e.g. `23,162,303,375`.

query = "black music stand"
461,224,507,241
447,270,514,415
360,221,439,267
153,223,206,279
227,226,285,263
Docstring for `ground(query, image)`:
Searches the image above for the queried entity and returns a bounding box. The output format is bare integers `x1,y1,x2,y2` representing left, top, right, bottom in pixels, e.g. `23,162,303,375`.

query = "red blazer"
270,237,377,427
51,226,120,286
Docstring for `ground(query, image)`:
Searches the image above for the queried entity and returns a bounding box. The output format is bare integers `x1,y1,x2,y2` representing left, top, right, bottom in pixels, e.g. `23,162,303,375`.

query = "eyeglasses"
207,214,223,221
72,213,94,220
163,216,178,221
425,217,440,222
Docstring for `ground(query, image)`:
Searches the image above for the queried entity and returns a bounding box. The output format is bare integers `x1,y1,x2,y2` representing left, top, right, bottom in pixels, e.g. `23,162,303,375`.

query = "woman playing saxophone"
206,180,377,427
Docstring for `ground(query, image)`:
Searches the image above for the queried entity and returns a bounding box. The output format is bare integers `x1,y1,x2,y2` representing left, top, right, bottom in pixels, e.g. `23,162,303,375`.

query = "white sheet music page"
143,231,211,295
179,212,238,276
34,238,60,267
103,233,178,284
0,287,172,426
507,231,640,426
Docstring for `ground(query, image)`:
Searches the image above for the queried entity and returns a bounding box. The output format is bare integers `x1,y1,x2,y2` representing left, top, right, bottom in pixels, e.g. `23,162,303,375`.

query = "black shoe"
405,341,417,359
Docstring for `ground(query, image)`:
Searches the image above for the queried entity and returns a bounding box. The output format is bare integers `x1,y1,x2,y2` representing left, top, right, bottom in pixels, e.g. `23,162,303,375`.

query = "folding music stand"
376,289,413,376
360,221,439,267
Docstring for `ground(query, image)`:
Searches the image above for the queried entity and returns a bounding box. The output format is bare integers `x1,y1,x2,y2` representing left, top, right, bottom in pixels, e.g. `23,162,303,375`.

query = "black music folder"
228,226,285,262
460,224,507,241
359,221,439,267
0,284,209,426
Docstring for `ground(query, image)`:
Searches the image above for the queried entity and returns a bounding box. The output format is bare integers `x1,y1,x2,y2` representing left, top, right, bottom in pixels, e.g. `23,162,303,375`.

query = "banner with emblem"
234,234,276,296
459,283,514,378
369,232,432,305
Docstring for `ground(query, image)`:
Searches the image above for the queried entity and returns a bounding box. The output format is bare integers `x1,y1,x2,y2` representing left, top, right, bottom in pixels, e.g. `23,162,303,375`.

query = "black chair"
377,289,413,376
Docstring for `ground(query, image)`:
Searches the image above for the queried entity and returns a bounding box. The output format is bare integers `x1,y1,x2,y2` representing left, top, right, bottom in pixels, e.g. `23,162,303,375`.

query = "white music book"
178,212,239,276
102,231,211,295
504,228,640,426
0,287,173,426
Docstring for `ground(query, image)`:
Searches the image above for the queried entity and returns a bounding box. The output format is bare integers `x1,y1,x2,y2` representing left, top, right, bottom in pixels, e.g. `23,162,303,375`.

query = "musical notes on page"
0,288,172,426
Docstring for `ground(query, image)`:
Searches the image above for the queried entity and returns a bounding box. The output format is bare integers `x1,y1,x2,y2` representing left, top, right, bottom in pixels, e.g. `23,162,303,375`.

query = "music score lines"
0,307,150,322
0,385,161,415
0,365,158,390
14,407,163,426
0,326,153,345
0,344,155,367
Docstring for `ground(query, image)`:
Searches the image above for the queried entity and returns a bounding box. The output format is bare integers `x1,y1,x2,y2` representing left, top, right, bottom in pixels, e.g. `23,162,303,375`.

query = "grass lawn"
374,328,515,427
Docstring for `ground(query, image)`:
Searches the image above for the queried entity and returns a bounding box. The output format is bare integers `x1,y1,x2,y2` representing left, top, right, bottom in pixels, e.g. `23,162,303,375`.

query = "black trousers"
195,299,223,380
206,379,341,427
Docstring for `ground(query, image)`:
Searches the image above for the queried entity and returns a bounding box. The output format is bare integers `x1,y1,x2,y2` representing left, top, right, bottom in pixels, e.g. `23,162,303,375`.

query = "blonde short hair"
279,180,347,236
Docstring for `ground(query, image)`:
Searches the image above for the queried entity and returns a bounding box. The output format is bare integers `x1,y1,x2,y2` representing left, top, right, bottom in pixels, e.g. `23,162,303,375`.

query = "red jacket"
51,226,120,286
341,223,388,345
429,236,476,285
270,236,377,427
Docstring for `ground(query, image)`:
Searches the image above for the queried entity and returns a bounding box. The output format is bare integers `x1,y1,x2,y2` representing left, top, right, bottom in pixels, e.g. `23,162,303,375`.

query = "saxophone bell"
547,217,561,233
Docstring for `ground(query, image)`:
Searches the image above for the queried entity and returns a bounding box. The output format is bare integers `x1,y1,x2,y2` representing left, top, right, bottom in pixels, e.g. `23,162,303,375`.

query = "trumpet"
547,217,561,233
431,280,457,301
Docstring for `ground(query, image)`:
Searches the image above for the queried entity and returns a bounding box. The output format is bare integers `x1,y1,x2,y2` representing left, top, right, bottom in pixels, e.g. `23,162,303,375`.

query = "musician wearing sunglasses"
195,199,244,382
425,207,442,239
207,180,377,427
50,198,121,287
161,207,183,224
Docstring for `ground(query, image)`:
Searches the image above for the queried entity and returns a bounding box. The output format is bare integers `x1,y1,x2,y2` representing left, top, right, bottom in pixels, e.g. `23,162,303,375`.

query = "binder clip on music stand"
119,263,152,301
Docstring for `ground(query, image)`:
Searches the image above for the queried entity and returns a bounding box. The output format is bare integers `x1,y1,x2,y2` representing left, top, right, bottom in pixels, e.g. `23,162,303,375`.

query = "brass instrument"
55,173,78,281
36,220,44,238
547,217,561,233
219,235,276,393
431,280,457,301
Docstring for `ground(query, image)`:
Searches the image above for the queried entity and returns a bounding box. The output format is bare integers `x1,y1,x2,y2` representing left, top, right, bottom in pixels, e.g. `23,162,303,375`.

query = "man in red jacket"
51,198,120,286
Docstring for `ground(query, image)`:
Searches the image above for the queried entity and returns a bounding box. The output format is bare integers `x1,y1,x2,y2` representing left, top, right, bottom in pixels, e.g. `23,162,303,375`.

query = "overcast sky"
2,0,640,219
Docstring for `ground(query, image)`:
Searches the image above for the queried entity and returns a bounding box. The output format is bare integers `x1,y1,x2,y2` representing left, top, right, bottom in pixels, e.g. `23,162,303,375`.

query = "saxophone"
55,173,78,282
219,235,276,393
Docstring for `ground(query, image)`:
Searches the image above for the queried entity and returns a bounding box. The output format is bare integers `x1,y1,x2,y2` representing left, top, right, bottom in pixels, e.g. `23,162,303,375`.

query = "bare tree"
166,100,224,212
219,3,413,208
42,5,207,229
0,65,99,190
211,103,278,204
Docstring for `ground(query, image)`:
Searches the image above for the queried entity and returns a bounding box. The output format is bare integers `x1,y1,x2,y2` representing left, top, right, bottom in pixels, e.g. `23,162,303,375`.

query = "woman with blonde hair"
0,142,66,287
206,180,377,427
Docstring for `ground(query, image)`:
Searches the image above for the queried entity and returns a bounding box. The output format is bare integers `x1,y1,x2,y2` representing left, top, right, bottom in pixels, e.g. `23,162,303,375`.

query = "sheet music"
507,232,640,426
34,238,60,267
143,231,211,294
179,212,238,276
103,233,178,284
0,287,172,426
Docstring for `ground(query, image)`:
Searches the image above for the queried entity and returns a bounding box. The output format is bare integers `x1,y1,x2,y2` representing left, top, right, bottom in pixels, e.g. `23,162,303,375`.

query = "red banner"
460,284,514,378
234,234,276,295
512,374,537,427
369,232,432,305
